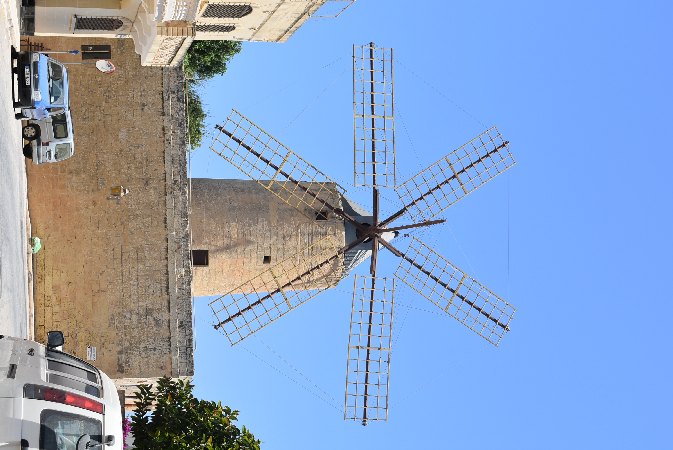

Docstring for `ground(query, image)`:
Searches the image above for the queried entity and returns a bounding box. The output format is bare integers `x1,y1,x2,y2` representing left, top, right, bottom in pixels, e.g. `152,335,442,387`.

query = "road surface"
0,0,30,338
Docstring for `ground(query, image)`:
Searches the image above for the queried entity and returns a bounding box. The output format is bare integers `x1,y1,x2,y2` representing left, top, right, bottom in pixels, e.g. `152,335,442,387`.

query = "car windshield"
40,409,102,450
48,61,65,105
54,143,72,161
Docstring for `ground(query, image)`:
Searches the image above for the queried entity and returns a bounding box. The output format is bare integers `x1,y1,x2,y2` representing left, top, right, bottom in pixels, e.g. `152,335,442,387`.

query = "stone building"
21,0,348,66
26,36,193,402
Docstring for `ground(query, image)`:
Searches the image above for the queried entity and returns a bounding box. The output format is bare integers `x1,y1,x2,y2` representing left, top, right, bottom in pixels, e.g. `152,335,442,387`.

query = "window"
41,410,102,450
202,3,252,18
48,359,98,384
48,61,63,80
52,113,68,139
315,211,329,221
46,350,99,377
194,24,236,33
192,250,209,266
54,144,72,161
74,16,124,31
48,62,65,105
47,373,101,397
263,255,271,264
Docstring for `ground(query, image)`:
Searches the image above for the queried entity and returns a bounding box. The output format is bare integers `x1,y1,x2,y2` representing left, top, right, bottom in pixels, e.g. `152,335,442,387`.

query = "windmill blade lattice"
211,109,346,220
395,237,515,346
210,235,344,345
353,43,396,187
344,275,394,425
393,127,515,223
205,42,518,427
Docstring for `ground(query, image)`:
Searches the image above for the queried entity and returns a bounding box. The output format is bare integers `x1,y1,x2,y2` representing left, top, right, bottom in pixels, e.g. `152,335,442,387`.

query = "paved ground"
0,1,30,339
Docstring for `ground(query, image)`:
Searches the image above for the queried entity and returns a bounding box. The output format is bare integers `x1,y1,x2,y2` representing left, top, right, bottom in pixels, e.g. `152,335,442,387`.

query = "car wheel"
22,124,40,140
23,144,33,159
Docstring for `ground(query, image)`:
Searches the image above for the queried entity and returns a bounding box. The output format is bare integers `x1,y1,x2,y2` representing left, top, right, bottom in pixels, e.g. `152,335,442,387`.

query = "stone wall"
25,36,193,381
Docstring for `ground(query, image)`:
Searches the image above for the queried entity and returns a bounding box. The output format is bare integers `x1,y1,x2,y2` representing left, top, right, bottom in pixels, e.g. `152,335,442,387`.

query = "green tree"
183,40,242,81
130,376,261,450
185,82,206,148
183,40,242,148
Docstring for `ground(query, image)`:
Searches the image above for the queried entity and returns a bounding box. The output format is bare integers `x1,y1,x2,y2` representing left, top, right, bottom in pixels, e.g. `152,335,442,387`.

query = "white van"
0,332,122,450
21,109,75,164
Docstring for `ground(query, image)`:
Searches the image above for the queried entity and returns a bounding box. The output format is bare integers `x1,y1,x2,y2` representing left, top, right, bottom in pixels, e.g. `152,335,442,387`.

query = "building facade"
25,36,193,406
22,0,336,66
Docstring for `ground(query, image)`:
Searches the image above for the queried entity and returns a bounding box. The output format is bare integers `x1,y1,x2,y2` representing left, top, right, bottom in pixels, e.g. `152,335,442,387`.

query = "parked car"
11,47,75,164
21,108,75,164
11,47,69,111
0,332,123,450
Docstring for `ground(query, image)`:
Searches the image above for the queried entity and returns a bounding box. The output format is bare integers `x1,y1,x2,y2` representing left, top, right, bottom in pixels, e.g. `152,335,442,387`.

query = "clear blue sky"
189,1,673,449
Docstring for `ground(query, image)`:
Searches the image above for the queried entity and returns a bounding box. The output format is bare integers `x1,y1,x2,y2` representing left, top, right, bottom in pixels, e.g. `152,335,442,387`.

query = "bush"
130,376,261,450
186,82,206,149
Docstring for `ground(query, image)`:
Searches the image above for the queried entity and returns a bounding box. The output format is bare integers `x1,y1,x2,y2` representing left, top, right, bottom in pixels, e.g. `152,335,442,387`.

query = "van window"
48,61,66,105
48,61,64,80
48,359,98,383
54,143,72,161
46,350,99,379
52,113,68,138
48,373,101,397
40,410,102,450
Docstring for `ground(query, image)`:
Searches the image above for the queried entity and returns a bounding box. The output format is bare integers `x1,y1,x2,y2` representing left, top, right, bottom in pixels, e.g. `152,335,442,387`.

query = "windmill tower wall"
190,178,347,296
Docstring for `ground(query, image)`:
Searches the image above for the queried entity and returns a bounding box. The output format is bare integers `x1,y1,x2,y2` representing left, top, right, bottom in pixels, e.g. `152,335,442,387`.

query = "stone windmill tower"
189,177,375,296
188,43,518,425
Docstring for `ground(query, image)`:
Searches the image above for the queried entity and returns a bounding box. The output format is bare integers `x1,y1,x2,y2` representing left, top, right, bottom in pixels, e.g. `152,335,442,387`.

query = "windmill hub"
354,222,377,239
355,222,403,243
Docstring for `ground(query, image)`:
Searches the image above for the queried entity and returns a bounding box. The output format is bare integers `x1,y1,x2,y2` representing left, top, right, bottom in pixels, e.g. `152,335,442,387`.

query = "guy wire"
241,343,341,412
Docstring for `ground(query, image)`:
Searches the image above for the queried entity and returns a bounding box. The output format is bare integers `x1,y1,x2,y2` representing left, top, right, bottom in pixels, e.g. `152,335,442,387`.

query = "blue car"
12,47,69,111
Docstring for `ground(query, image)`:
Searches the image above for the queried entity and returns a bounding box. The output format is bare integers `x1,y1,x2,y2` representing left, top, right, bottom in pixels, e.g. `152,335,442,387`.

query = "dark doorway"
192,250,209,266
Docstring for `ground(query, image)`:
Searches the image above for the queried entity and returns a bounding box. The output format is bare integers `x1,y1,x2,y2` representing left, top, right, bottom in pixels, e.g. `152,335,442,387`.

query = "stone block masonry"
25,37,193,383
190,179,347,296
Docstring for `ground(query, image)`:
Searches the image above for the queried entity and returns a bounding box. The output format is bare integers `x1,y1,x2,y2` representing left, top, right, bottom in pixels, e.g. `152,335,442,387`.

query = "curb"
0,0,20,48
26,208,34,340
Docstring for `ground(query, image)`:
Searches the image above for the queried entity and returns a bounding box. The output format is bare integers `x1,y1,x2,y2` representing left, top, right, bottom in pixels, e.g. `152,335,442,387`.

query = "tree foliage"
183,40,242,148
183,40,242,81
130,376,261,450
186,82,206,149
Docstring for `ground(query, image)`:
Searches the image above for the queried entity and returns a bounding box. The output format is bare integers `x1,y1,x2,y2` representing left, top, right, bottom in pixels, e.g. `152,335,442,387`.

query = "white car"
0,332,122,450
20,108,75,164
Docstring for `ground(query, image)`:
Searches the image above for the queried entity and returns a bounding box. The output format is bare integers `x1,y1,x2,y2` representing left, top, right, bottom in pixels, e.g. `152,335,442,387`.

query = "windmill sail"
391,127,515,224
395,237,515,346
210,236,344,344
211,109,347,220
353,43,396,187
344,275,394,425
206,42,518,427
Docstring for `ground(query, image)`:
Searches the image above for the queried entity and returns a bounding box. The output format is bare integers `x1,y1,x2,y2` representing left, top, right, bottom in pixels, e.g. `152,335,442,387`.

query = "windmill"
206,43,517,425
